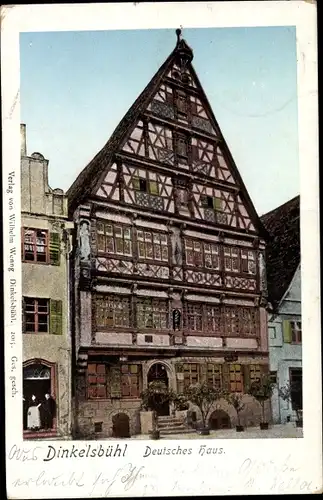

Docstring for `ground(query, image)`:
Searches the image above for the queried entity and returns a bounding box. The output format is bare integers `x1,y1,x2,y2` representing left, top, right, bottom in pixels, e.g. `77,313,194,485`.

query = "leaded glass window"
97,223,132,257
185,303,203,331
207,364,222,389
95,294,131,329
136,230,168,262
136,299,168,330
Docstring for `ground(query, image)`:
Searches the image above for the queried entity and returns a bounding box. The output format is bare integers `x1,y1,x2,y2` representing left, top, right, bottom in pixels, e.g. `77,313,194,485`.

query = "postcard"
2,1,321,498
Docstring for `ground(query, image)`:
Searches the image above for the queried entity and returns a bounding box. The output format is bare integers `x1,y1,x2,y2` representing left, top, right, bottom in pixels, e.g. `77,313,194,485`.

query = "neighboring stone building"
21,124,74,439
68,31,270,439
261,195,301,424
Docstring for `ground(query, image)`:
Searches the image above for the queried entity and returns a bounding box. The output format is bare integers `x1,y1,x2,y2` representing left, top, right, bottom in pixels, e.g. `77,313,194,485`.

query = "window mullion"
35,299,39,334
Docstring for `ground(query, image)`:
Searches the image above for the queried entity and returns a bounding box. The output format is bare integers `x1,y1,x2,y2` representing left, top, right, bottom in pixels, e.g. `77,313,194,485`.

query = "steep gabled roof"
67,31,266,237
261,195,300,309
67,49,176,215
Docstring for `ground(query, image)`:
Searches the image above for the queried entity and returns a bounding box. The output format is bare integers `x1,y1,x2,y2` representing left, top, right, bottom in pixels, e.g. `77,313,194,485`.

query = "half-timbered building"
68,31,270,438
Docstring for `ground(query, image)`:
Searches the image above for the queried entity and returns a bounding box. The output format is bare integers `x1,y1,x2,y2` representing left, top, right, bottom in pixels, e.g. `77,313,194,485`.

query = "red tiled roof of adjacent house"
261,195,300,309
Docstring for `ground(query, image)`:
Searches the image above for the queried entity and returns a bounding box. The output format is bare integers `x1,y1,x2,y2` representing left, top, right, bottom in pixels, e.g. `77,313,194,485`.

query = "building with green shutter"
21,124,74,439
261,196,301,424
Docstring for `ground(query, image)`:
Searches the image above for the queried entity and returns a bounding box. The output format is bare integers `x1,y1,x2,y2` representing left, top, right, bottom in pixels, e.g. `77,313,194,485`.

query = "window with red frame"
229,364,243,392
207,364,222,389
121,364,141,398
87,364,109,399
291,321,302,344
24,298,49,334
23,229,48,263
183,363,199,388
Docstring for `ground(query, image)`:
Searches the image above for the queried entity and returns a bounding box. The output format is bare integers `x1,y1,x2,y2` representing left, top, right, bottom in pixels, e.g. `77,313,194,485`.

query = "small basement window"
145,335,153,343
94,422,103,433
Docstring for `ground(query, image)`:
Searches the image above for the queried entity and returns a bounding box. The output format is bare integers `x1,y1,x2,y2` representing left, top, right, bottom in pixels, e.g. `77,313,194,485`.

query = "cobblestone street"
128,424,303,440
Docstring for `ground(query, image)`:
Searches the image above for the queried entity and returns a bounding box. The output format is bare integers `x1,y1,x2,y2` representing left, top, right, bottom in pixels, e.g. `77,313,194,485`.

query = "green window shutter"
213,197,222,211
283,320,292,343
222,363,230,392
49,233,61,266
149,180,158,195
132,177,140,190
110,366,122,398
50,300,63,335
243,365,250,393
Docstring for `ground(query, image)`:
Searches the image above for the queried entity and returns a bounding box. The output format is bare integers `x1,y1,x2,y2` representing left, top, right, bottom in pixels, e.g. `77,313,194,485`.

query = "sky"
20,27,299,216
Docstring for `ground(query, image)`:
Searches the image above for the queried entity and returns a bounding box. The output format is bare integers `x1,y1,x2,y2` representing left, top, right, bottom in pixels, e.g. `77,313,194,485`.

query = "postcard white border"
2,1,321,498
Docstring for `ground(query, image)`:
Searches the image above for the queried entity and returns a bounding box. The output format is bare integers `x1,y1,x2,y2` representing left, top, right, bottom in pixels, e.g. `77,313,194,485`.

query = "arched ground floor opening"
209,410,232,430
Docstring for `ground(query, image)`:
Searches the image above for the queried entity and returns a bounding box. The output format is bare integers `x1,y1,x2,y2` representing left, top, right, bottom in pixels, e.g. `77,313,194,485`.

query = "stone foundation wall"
74,354,271,437
75,399,142,438
189,396,272,429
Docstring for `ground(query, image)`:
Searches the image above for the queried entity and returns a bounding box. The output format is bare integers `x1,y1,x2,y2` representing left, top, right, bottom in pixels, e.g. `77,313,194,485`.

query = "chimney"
20,124,27,156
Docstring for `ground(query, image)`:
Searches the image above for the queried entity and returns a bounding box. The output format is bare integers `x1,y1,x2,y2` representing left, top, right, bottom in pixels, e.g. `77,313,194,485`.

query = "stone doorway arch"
209,410,232,430
112,413,130,438
147,363,170,416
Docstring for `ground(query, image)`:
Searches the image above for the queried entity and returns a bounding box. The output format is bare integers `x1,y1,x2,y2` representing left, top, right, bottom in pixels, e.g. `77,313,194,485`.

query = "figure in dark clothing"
40,393,56,430
23,396,28,430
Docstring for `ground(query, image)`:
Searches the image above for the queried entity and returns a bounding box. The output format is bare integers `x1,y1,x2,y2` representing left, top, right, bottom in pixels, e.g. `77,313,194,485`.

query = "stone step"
158,420,186,429
158,416,183,423
159,427,196,436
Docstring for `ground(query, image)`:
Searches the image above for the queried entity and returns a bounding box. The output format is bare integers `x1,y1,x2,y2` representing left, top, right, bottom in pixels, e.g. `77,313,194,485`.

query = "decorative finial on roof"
176,28,182,45
174,28,193,64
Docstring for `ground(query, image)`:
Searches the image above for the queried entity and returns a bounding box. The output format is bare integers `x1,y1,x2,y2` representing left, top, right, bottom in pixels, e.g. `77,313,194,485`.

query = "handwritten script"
7,444,318,496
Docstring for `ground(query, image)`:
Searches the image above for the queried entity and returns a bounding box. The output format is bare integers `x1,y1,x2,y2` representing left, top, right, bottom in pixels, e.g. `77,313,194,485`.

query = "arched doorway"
112,413,130,438
23,360,56,433
147,363,169,416
209,410,231,430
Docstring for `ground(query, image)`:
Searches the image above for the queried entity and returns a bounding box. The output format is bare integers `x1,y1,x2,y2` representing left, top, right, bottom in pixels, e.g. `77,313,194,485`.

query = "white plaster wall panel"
226,338,258,349
224,298,255,307
186,337,223,348
95,332,133,345
135,220,168,231
136,289,168,298
186,294,220,304
104,171,117,184
136,334,170,346
224,238,253,247
96,212,131,224
124,192,132,204
95,285,131,294
184,230,219,243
